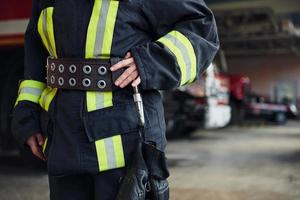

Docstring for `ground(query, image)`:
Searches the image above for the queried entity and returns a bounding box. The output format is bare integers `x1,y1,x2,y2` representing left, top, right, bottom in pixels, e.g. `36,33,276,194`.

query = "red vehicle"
163,64,231,138
0,0,32,150
226,74,294,125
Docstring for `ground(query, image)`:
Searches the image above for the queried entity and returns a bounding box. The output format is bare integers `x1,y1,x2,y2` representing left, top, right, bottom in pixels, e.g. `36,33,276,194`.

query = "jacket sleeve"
130,0,219,90
11,0,48,147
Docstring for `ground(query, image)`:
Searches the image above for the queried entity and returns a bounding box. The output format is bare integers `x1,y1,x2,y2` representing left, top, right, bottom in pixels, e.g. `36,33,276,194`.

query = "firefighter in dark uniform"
12,0,219,199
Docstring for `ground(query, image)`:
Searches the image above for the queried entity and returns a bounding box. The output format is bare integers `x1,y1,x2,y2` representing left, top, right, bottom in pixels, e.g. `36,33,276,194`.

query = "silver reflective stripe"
19,87,43,96
42,9,54,56
94,0,110,58
104,138,117,169
95,92,105,110
95,135,125,172
88,0,110,111
164,34,192,82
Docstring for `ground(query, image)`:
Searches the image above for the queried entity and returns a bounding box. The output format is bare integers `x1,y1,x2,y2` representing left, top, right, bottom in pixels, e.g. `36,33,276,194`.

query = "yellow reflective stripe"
15,80,46,106
158,30,197,85
42,137,48,154
85,0,103,58
169,31,197,83
85,0,119,112
86,91,96,112
15,93,40,106
39,88,48,110
96,139,109,171
36,8,58,111
38,10,51,54
42,9,54,56
17,93,40,102
44,88,57,111
37,7,57,58
158,37,187,85
19,80,46,91
39,87,58,111
101,1,119,59
95,135,125,172
46,7,57,58
86,91,113,112
112,135,125,168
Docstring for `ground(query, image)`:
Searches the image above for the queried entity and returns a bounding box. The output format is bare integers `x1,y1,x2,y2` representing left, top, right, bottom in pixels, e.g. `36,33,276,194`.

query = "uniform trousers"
49,168,125,200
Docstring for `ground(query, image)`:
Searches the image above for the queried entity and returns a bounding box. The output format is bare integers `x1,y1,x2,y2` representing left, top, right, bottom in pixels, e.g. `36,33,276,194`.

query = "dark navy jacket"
12,0,219,175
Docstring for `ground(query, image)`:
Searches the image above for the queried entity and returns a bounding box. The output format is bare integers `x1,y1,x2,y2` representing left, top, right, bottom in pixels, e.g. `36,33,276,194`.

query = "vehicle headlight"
290,105,298,113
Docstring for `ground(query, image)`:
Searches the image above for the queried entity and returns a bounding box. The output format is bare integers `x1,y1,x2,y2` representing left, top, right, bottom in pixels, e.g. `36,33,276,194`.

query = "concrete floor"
168,121,300,200
0,121,300,200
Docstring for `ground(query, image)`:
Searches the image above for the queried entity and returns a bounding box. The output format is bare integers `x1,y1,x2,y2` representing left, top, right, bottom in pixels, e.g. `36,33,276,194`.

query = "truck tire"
274,112,287,125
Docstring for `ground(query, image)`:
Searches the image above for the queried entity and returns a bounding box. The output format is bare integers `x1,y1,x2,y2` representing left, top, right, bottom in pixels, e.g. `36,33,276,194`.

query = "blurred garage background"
0,0,300,200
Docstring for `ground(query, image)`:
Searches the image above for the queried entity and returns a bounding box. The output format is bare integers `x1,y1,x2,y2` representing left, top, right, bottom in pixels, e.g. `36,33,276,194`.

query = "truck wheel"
274,112,287,125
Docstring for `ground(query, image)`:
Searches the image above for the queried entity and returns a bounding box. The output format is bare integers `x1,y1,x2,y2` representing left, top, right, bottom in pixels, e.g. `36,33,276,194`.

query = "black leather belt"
46,57,124,91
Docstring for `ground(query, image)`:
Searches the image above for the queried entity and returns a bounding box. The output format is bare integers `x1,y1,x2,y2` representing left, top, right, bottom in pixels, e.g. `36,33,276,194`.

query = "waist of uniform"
46,57,126,92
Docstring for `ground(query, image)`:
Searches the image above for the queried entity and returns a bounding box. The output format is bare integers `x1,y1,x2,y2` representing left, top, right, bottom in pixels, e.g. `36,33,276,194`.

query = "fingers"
27,134,46,161
119,71,139,88
110,57,135,71
36,133,45,146
30,142,46,161
111,52,141,88
131,77,141,87
115,65,136,86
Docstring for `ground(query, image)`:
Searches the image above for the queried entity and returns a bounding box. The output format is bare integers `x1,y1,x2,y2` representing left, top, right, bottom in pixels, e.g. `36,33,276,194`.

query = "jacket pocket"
83,101,160,142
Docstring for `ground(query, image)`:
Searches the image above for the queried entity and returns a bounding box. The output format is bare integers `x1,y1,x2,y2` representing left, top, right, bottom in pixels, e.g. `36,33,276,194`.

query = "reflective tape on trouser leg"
15,80,46,106
95,135,125,172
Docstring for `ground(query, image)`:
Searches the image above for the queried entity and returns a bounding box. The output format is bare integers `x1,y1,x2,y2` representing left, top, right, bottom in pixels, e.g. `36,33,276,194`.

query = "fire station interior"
0,0,300,200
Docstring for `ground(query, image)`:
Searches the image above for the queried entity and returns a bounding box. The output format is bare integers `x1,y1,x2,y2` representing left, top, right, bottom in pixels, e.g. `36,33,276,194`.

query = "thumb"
35,133,45,146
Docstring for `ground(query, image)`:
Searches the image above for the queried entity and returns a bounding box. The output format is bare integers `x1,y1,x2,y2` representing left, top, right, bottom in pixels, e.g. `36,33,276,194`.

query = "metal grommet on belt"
69,64,77,73
58,77,64,86
51,63,56,71
50,75,55,84
58,64,65,73
82,78,91,87
98,66,107,75
69,78,76,87
97,80,106,89
83,65,92,74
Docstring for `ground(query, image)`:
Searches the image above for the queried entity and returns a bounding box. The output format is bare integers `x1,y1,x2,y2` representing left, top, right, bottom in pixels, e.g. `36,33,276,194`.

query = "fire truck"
163,64,232,138
0,0,32,150
227,74,296,125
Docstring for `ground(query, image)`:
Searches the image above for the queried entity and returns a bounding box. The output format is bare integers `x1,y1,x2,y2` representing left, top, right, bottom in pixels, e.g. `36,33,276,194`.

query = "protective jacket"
12,0,219,176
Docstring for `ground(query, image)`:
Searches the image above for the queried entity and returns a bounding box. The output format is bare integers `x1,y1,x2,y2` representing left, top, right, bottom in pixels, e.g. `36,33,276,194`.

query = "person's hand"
110,52,141,88
26,133,46,161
